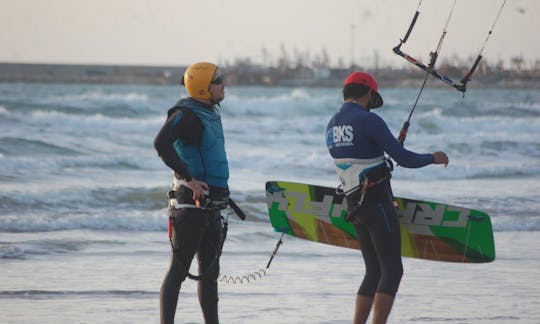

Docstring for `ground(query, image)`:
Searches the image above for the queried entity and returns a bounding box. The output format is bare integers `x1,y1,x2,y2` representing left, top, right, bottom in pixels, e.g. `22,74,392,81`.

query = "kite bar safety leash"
168,195,246,281
172,198,286,284
219,232,285,284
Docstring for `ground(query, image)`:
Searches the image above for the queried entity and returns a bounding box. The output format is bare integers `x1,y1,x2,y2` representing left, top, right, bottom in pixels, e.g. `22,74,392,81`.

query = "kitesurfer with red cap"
326,71,449,323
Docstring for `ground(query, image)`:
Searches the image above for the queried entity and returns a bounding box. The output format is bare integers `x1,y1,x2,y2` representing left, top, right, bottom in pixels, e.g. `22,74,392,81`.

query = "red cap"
344,71,383,108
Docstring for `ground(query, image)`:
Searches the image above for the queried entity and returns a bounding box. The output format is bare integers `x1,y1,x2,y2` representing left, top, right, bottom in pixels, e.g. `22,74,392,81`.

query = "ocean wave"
42,91,150,106
223,87,339,118
1,83,538,235
2,87,151,113
492,216,540,232
25,108,163,130
0,238,128,259
0,209,167,233
0,137,80,157
0,245,25,259
1,188,538,233
0,186,167,214
0,186,265,233
392,160,540,181
0,290,156,299
0,150,161,183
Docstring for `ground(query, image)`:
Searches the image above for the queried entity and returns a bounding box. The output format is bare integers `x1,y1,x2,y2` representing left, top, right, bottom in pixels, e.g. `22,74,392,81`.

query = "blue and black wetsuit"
326,102,434,298
154,97,229,324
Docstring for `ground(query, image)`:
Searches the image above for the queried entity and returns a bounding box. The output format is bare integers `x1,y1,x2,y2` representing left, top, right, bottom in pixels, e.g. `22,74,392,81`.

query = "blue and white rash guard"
326,102,434,192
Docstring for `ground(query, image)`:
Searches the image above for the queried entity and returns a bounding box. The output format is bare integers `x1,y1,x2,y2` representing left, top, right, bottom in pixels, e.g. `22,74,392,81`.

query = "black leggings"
160,205,223,324
348,186,403,298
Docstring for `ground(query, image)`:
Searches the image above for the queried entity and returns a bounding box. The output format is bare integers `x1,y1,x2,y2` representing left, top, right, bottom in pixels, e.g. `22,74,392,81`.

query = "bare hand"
432,151,449,167
185,179,209,201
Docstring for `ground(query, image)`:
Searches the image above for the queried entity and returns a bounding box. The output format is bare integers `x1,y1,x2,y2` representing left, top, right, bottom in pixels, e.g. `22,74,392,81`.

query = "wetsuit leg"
160,207,207,324
355,220,381,298
353,194,403,298
197,210,223,324
370,197,403,296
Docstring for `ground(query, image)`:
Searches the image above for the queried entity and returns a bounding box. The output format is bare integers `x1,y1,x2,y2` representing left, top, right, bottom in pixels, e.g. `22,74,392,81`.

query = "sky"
0,0,538,68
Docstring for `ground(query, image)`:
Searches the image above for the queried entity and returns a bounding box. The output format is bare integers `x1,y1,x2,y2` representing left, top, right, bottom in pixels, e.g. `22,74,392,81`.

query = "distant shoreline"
1,62,538,89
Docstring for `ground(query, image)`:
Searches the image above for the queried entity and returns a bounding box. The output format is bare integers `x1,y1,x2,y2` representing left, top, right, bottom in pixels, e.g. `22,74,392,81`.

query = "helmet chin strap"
210,94,221,107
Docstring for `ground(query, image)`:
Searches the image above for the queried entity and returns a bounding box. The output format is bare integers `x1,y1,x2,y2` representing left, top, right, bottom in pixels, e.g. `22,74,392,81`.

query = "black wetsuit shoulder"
153,106,204,181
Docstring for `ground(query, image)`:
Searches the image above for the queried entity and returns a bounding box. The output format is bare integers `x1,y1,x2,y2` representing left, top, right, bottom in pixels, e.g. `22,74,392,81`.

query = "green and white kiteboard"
266,181,495,263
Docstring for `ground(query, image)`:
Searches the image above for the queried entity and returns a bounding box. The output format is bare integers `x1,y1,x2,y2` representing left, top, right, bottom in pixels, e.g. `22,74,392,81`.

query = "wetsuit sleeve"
367,114,435,168
153,108,204,181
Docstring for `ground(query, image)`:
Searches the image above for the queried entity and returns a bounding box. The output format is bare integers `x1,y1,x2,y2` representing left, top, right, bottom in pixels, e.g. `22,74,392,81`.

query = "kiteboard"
266,181,495,263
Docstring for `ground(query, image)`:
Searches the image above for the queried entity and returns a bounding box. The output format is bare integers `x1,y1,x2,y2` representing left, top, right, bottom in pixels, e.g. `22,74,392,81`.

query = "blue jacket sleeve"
368,114,435,168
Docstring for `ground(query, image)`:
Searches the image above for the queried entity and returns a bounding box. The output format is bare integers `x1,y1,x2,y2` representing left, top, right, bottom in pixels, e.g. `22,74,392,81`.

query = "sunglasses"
211,76,224,85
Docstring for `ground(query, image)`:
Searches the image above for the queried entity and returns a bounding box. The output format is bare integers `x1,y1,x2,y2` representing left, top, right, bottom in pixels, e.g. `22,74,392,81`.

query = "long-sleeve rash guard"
154,103,204,182
326,102,434,168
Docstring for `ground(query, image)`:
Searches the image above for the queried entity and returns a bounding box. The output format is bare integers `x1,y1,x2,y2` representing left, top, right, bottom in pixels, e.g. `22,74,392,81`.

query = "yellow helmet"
182,62,218,101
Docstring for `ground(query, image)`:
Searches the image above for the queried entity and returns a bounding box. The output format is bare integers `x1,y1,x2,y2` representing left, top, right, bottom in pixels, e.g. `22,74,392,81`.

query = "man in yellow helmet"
154,62,228,324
